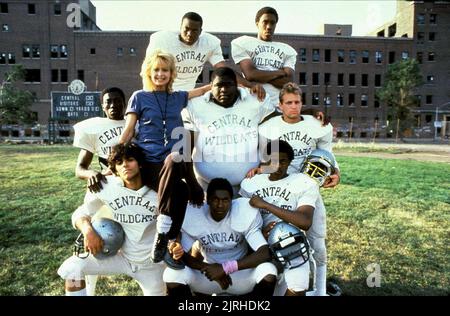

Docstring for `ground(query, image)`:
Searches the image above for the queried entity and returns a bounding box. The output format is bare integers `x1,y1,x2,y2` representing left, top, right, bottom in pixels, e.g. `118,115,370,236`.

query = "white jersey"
180,198,267,264
239,173,319,228
185,88,273,186
231,35,297,107
73,117,125,169
259,115,338,174
146,30,224,91
71,176,159,263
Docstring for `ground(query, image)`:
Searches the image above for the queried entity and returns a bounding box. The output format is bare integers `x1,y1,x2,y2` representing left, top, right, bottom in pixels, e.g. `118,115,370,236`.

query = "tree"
0,65,35,133
376,59,423,139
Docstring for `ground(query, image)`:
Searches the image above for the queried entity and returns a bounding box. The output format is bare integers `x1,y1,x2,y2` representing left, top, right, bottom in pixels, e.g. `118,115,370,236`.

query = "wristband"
222,260,238,275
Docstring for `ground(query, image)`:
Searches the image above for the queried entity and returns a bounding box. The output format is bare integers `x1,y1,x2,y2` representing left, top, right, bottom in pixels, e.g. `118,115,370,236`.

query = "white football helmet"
268,222,310,269
301,148,336,187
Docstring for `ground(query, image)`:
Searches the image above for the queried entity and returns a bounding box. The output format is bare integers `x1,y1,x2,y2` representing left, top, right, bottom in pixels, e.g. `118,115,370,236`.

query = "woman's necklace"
154,92,169,147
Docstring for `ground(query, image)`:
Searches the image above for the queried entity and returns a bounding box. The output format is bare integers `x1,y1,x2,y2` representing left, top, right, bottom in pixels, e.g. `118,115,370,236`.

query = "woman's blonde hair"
140,50,177,92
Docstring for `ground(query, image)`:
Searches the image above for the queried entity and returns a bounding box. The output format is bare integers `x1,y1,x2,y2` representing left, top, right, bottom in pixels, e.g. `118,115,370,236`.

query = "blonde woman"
120,50,208,270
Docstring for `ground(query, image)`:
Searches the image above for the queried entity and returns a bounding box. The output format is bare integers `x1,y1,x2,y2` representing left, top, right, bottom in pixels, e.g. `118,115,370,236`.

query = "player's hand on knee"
217,275,232,290
84,229,103,255
201,264,225,282
249,83,266,102
168,240,184,261
323,173,340,188
87,171,107,193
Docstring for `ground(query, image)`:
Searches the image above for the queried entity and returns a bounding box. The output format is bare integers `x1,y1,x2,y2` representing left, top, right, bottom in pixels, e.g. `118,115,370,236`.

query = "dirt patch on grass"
335,150,450,163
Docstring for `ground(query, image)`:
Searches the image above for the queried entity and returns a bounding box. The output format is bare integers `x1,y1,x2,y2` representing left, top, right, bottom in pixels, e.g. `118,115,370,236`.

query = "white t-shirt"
72,176,159,263
231,35,297,107
73,117,125,169
184,88,273,186
180,198,267,264
239,173,319,228
146,30,224,91
259,115,338,174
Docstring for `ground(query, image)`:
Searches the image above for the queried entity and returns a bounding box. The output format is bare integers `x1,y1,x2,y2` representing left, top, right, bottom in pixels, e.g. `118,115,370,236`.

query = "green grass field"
0,144,449,296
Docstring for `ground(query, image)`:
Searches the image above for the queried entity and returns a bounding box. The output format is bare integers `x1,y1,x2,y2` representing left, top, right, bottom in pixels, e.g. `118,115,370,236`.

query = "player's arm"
74,216,103,256
188,84,211,99
183,130,204,207
238,59,286,83
75,149,107,193
238,244,272,270
267,67,295,89
249,195,314,231
119,113,138,144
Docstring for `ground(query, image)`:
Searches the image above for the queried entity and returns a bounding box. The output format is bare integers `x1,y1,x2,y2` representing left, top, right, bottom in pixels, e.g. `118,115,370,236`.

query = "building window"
417,32,424,42
324,73,330,85
60,69,68,83
28,3,36,14
338,73,344,86
117,47,123,56
389,51,396,64
417,14,425,25
374,98,380,108
51,69,59,83
130,48,136,56
312,73,319,86
402,51,409,60
337,50,344,63
349,73,355,86
0,3,8,13
375,74,381,87
348,93,355,107
388,23,396,37
23,45,31,58
25,69,41,83
50,45,59,58
222,46,230,60
60,45,68,58
32,45,40,58
77,70,84,81
299,48,306,62
414,115,421,127
426,75,434,83
0,53,6,64
425,115,432,123
90,48,96,55
299,72,306,85
312,49,320,62
361,94,368,107
375,51,382,64
429,32,436,41
337,93,344,107
362,50,369,63
430,14,437,25
301,93,306,105
361,74,368,87
377,30,385,37
324,94,331,107
7,53,15,64
428,52,435,62
324,49,331,62
312,93,319,106
426,95,433,104
54,3,61,15
349,50,356,64
2,24,9,32
414,95,421,107
417,52,423,64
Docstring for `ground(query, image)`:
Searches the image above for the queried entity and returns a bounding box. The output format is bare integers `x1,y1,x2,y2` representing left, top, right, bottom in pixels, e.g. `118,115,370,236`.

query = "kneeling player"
163,178,277,296
239,140,319,295
57,143,165,296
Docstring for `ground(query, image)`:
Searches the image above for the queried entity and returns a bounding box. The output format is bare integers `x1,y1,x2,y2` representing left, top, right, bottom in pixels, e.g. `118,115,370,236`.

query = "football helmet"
73,218,125,259
268,222,310,269
301,148,336,187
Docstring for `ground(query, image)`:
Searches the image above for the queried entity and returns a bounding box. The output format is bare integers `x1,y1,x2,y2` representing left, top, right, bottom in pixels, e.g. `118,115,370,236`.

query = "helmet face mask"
301,149,336,187
268,222,310,270
73,218,125,260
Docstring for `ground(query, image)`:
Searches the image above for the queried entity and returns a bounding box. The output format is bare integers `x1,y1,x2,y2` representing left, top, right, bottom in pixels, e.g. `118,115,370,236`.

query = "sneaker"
151,233,168,263
326,281,342,296
163,251,185,270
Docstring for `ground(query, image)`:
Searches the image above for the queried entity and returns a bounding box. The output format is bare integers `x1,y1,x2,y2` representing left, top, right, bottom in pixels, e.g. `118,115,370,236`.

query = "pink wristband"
222,260,238,275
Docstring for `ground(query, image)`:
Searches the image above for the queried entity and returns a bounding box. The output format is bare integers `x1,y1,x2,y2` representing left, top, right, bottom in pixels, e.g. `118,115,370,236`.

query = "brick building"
1,0,449,139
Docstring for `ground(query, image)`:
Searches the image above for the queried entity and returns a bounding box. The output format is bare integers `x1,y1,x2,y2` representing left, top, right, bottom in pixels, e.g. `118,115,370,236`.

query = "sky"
90,0,398,36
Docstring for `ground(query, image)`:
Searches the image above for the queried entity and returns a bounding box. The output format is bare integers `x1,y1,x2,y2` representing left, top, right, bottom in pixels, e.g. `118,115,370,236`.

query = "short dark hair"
182,12,203,26
279,82,302,103
211,67,237,86
108,143,145,175
255,7,279,23
207,178,233,200
265,140,294,162
101,87,126,104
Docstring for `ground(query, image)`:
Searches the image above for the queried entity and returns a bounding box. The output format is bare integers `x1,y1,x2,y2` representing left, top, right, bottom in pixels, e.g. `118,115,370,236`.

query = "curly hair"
108,143,145,175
